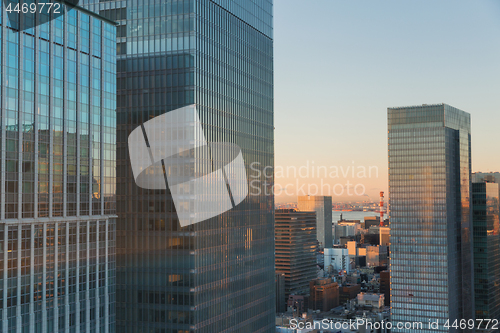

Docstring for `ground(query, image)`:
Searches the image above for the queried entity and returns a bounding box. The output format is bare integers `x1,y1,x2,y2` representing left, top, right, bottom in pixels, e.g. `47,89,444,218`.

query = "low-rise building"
309,278,340,311
357,292,385,310
287,294,309,314
339,284,361,304
334,221,361,244
339,236,355,246
366,245,388,267
325,248,350,274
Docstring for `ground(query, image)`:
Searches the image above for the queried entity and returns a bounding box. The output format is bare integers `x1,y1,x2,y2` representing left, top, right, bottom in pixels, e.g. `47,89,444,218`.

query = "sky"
273,0,500,203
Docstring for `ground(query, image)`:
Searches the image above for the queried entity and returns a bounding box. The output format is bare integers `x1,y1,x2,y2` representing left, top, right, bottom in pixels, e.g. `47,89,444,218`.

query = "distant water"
332,210,388,223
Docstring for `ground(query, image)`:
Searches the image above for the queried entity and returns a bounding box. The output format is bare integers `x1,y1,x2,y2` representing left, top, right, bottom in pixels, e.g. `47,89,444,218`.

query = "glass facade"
472,182,500,330
388,104,473,332
298,196,333,249
473,172,500,195
0,2,117,332
81,1,275,332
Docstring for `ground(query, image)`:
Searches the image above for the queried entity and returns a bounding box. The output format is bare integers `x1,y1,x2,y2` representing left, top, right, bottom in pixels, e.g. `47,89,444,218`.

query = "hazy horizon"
274,0,500,203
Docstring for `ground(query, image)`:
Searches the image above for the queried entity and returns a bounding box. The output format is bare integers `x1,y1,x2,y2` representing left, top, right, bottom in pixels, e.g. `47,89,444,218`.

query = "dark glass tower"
472,182,500,330
388,104,473,332
0,2,117,332
81,1,275,332
298,196,333,249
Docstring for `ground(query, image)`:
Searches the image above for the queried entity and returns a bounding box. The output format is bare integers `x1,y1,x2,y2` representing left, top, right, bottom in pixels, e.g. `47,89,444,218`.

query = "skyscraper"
81,1,275,332
473,172,500,200
379,270,390,307
275,273,286,313
0,3,117,332
471,182,500,329
298,195,332,248
472,172,500,185
275,209,317,306
388,104,473,332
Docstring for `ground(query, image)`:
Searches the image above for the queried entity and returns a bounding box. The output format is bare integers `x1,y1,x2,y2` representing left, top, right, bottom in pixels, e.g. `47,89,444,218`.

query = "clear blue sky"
274,0,500,202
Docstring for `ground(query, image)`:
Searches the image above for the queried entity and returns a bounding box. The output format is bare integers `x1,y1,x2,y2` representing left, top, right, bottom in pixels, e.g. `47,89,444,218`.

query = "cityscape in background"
1,1,499,333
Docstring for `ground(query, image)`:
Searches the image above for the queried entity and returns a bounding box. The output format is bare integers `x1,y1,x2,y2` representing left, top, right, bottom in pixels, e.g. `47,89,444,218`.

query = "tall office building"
81,1,275,332
0,3,117,332
298,195,332,248
473,172,500,184
275,209,317,305
472,172,500,327
388,104,473,332
473,172,500,200
275,273,286,313
471,182,500,329
379,270,390,307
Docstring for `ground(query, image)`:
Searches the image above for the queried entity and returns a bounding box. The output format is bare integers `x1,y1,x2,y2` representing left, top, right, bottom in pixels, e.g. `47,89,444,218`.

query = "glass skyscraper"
388,104,473,332
473,172,500,196
298,196,332,249
81,1,275,332
0,2,117,332
472,182,500,330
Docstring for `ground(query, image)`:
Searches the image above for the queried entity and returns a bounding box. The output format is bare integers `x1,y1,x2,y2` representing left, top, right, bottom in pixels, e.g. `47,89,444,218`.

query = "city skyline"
274,0,500,202
2,1,500,332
